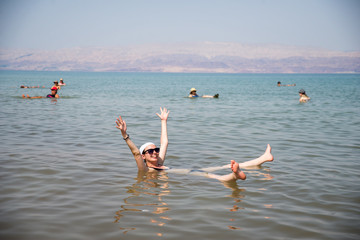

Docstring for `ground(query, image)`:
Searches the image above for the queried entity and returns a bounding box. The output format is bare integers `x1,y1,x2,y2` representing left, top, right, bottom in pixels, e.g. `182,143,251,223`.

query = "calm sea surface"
0,71,359,240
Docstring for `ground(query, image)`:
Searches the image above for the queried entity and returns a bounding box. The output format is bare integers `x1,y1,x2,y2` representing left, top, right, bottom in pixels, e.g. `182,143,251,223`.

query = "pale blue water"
0,71,359,240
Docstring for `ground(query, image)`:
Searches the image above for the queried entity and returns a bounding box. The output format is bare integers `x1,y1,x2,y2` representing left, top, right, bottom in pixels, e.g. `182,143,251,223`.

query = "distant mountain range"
1,42,359,73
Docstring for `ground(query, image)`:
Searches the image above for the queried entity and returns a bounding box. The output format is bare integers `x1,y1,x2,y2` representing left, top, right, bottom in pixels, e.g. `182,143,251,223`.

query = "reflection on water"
224,167,274,231
114,167,274,237
226,182,246,231
248,168,274,181
114,171,171,236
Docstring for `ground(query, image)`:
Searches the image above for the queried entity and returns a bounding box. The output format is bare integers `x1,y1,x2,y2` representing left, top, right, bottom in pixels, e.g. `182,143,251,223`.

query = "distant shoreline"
1,69,359,74
1,42,359,73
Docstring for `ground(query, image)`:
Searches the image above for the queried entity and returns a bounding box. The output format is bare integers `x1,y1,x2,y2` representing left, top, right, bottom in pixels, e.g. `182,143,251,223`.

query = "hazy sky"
1,0,359,51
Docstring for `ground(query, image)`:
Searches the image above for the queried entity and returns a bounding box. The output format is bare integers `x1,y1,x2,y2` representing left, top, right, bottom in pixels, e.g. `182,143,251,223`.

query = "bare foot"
22,94,25,98
231,160,246,180
263,144,274,162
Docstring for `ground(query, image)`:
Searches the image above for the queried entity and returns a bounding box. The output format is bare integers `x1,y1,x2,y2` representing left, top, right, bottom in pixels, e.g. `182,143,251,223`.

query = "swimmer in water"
188,88,219,98
20,85,45,88
22,87,59,99
116,108,274,182
116,107,170,172
277,81,296,87
52,81,61,90
299,89,310,102
59,78,66,86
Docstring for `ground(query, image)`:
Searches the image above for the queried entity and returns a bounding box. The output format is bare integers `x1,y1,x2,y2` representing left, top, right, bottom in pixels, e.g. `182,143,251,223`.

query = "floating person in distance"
299,89,310,102
22,87,59,99
188,88,219,98
277,81,296,87
59,78,66,86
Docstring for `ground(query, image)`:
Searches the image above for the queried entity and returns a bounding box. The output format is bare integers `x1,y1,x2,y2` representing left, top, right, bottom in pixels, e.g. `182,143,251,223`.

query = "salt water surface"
0,71,359,240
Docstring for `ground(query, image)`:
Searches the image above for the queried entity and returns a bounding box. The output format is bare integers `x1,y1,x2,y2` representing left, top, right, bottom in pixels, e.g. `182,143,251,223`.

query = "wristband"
123,134,130,140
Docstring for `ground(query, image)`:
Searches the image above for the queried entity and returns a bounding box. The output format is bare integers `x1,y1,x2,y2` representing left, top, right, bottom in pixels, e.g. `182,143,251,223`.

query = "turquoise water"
0,71,359,240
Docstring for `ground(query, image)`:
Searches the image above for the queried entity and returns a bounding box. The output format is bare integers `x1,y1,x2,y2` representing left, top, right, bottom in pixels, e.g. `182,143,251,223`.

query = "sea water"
0,71,359,240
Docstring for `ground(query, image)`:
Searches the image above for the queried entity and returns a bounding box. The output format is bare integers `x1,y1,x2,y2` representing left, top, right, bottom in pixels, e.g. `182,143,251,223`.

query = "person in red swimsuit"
22,87,59,99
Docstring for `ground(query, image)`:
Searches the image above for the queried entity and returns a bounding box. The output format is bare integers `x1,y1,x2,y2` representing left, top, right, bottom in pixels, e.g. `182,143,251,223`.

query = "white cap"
139,142,155,154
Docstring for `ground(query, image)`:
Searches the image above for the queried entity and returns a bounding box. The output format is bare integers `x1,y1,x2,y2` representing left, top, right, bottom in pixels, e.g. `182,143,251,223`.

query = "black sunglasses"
144,148,160,154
